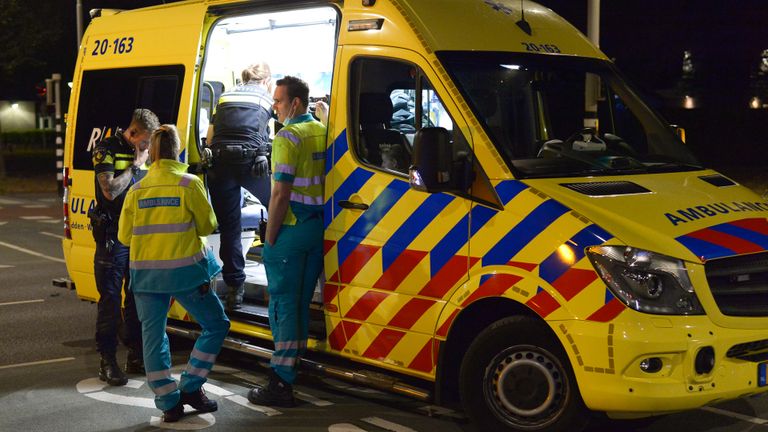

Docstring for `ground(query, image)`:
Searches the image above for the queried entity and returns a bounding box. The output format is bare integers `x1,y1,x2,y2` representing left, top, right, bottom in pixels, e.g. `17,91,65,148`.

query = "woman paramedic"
118,124,230,422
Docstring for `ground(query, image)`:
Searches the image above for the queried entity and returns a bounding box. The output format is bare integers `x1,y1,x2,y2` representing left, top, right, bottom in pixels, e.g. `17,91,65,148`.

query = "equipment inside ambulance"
60,2,768,432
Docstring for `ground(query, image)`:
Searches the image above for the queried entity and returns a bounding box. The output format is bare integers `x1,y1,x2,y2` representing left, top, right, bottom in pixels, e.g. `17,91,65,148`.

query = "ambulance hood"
524,170,768,263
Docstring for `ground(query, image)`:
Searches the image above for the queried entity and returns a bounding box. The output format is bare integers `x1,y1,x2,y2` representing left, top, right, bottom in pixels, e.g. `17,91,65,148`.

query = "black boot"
181,387,218,412
125,348,145,374
225,284,244,311
247,370,296,407
162,399,185,423
99,355,127,386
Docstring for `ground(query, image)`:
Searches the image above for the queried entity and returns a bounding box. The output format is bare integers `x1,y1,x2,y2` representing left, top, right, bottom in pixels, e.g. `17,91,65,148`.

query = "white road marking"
40,231,64,239
0,198,22,205
38,219,61,224
86,390,157,408
22,204,48,209
20,216,51,220
226,394,282,416
38,198,59,203
149,413,215,430
0,221,7,226
417,405,464,419
328,424,367,432
0,265,14,269
700,407,768,425
0,299,44,307
201,382,233,397
361,417,417,432
294,389,334,406
0,240,65,263
125,379,144,389
0,357,74,370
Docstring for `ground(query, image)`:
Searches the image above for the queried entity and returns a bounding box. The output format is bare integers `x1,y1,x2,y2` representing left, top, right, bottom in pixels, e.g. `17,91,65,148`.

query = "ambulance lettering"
665,201,768,226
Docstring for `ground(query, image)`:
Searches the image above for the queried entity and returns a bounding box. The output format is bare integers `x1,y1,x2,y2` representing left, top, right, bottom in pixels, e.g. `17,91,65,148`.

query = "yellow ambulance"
61,0,768,430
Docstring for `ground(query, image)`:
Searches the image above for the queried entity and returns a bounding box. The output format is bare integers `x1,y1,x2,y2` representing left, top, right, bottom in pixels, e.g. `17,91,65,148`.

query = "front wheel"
459,316,588,432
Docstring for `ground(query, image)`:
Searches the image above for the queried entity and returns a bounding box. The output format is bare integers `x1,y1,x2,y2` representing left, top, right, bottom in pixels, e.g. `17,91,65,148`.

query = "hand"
314,101,329,125
252,155,269,178
134,148,150,167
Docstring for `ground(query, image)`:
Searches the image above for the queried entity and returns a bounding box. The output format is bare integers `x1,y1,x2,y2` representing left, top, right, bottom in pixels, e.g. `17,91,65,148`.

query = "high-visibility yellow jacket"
118,159,220,294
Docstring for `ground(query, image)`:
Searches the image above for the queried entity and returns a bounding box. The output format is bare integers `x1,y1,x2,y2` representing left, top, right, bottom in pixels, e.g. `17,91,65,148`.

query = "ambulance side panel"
64,4,206,302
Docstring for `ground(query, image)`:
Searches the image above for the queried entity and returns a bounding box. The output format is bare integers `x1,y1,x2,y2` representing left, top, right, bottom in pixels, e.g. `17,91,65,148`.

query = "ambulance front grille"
726,339,768,362
706,252,768,317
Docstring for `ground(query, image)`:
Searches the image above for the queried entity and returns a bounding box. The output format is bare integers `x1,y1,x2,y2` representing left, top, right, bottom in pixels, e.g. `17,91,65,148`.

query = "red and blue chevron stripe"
676,218,768,261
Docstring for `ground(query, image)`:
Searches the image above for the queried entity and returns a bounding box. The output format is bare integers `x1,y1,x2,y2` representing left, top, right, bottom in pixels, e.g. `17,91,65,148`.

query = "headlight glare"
587,246,704,315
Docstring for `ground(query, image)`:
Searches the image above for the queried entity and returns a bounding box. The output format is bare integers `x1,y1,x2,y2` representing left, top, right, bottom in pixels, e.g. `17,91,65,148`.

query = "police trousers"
134,286,230,410
93,232,141,356
208,163,270,288
263,217,323,384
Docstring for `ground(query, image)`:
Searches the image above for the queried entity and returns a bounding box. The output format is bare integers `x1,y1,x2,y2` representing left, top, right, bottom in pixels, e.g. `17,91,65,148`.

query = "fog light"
695,346,715,375
639,357,663,373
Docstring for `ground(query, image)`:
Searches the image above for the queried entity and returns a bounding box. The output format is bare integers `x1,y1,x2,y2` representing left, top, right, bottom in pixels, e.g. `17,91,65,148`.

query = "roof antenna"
516,0,532,35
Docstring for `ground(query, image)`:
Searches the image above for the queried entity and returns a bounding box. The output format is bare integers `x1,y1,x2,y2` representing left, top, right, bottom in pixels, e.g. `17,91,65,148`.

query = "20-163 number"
91,37,134,56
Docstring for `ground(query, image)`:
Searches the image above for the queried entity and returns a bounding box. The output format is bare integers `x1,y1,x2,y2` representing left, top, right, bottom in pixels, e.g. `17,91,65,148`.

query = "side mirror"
409,127,473,193
670,124,686,143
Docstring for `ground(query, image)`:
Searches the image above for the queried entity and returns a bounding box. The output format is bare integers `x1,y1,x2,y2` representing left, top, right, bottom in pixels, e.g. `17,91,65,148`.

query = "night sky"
7,0,768,166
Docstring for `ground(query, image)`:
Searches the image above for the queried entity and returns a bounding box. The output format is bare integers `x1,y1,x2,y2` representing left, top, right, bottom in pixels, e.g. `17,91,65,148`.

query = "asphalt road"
2,192,768,432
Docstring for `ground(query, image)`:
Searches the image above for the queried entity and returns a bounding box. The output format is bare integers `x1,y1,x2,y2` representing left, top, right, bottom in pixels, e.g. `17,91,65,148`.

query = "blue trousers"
94,234,141,356
263,217,323,384
134,286,230,410
209,164,270,287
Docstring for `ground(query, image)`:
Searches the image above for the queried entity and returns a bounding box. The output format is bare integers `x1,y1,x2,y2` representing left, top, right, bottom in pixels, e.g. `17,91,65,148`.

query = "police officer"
118,125,229,423
206,62,273,311
247,76,326,407
91,108,159,386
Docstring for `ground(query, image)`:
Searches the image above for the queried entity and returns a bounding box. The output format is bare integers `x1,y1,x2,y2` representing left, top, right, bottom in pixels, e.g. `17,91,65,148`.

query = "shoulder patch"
93,147,107,163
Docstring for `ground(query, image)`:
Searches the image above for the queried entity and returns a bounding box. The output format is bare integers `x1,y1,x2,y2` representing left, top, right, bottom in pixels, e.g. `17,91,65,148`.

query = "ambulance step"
165,324,431,402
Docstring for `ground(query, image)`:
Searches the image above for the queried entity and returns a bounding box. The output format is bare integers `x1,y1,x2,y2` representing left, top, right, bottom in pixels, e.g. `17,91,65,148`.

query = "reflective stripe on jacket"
271,113,326,225
118,159,221,294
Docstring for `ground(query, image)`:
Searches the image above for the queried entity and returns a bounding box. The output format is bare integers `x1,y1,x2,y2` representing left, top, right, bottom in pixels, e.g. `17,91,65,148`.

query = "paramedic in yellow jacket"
247,76,326,407
118,125,230,423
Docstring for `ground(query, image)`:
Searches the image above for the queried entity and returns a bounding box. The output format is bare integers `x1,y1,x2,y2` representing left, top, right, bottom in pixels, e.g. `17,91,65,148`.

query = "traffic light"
35,82,47,99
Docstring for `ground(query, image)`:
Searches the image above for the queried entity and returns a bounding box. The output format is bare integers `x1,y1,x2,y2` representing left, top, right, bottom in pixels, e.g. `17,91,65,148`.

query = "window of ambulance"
350,57,470,176
437,51,703,179
72,66,184,170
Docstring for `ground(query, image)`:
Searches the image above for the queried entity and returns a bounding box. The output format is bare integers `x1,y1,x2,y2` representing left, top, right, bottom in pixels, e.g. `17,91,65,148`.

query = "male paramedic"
90,108,159,386
119,124,230,422
247,76,326,407
206,62,273,311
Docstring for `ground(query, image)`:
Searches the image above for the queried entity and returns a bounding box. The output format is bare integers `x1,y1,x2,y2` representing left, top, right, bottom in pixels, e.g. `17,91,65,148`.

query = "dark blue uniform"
208,83,272,301
92,132,142,358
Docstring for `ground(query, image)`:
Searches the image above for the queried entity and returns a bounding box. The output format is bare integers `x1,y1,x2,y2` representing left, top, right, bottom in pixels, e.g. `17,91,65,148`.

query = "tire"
459,316,588,432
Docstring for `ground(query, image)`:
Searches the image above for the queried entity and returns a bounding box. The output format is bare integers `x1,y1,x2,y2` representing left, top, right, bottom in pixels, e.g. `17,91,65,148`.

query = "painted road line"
125,379,144,389
0,299,44,307
294,389,334,406
0,240,65,263
417,405,465,419
0,221,7,226
149,413,215,430
0,265,14,269
0,357,75,370
22,205,48,209
328,424,367,432
361,417,417,432
40,231,64,239
226,394,282,416
38,220,61,224
700,407,768,425
0,198,22,205
20,216,52,220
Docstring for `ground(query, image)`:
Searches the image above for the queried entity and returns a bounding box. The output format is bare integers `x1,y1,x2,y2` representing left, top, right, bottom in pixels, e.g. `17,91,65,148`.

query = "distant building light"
11,103,19,110
749,96,763,109
683,95,696,109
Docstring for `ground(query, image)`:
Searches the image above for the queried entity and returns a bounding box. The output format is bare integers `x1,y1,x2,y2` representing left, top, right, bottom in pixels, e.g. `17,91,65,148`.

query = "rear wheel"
459,316,588,432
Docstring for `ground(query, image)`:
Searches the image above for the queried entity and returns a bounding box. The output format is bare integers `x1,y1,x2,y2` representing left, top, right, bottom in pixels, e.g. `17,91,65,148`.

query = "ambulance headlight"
586,246,704,315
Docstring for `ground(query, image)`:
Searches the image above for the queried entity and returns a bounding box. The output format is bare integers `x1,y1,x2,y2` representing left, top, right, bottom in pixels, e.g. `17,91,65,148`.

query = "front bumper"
557,314,768,417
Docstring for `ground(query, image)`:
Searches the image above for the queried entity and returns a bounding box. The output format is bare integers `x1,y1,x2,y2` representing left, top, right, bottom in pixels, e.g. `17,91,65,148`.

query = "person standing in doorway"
206,62,273,311
119,124,230,422
90,108,159,386
247,76,326,407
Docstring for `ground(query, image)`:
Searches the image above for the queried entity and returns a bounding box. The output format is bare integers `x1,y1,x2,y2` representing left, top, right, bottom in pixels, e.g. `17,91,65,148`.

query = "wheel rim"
484,345,568,429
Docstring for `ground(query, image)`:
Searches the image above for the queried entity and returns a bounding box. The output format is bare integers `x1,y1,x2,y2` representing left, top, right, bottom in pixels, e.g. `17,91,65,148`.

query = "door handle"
338,200,369,211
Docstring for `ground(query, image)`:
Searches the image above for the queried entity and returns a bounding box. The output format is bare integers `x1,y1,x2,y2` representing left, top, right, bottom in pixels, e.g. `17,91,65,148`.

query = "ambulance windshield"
438,51,702,178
